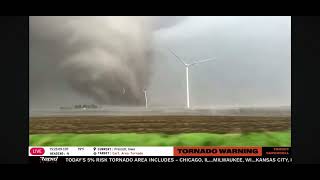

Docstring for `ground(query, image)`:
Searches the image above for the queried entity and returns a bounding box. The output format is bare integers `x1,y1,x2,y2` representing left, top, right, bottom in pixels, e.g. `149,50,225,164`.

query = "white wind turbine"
168,49,215,109
143,88,148,109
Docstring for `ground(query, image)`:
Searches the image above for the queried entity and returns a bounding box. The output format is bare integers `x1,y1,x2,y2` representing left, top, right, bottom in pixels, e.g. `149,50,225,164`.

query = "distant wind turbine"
168,48,215,109
143,88,148,109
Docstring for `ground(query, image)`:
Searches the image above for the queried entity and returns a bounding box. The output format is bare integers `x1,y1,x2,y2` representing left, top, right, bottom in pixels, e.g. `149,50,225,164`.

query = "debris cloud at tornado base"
30,16,186,106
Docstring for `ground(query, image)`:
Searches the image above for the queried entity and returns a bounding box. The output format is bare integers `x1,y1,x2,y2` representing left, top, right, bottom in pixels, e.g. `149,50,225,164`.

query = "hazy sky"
30,16,291,109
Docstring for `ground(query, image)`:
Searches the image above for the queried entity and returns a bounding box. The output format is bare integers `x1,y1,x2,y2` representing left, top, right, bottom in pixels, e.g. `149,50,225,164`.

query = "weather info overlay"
29,16,291,164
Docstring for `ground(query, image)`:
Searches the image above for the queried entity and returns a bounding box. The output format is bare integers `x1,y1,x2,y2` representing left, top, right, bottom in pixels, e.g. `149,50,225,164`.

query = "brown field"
29,115,291,134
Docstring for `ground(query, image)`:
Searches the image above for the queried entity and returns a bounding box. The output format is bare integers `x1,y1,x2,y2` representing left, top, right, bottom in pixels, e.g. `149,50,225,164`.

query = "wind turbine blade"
189,58,215,66
168,48,187,66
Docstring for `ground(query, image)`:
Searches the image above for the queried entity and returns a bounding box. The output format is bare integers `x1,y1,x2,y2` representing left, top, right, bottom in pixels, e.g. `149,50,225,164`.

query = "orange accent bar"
174,146,262,156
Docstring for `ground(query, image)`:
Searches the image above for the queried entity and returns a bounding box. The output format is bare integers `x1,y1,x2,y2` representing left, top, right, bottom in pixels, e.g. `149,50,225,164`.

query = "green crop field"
30,130,290,146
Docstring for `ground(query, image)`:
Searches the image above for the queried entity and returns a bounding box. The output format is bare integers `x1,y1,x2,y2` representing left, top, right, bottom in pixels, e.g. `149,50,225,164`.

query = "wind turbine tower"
144,88,148,109
168,49,215,109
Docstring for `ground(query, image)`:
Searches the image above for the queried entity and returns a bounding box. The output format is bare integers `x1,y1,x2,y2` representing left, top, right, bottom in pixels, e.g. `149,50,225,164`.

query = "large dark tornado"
30,16,185,106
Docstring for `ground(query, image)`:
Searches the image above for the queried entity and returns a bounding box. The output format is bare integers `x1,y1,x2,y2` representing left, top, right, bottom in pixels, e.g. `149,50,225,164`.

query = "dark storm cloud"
29,16,186,108
30,16,290,109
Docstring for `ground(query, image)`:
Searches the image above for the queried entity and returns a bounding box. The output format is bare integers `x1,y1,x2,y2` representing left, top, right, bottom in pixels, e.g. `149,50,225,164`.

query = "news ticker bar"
29,146,290,157
29,156,292,164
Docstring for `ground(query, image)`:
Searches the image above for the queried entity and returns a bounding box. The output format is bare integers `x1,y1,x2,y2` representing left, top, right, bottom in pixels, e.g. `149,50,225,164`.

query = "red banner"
174,146,262,156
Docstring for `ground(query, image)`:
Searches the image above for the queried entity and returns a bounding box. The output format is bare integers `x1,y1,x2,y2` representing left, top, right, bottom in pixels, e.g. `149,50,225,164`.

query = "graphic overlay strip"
29,146,291,164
